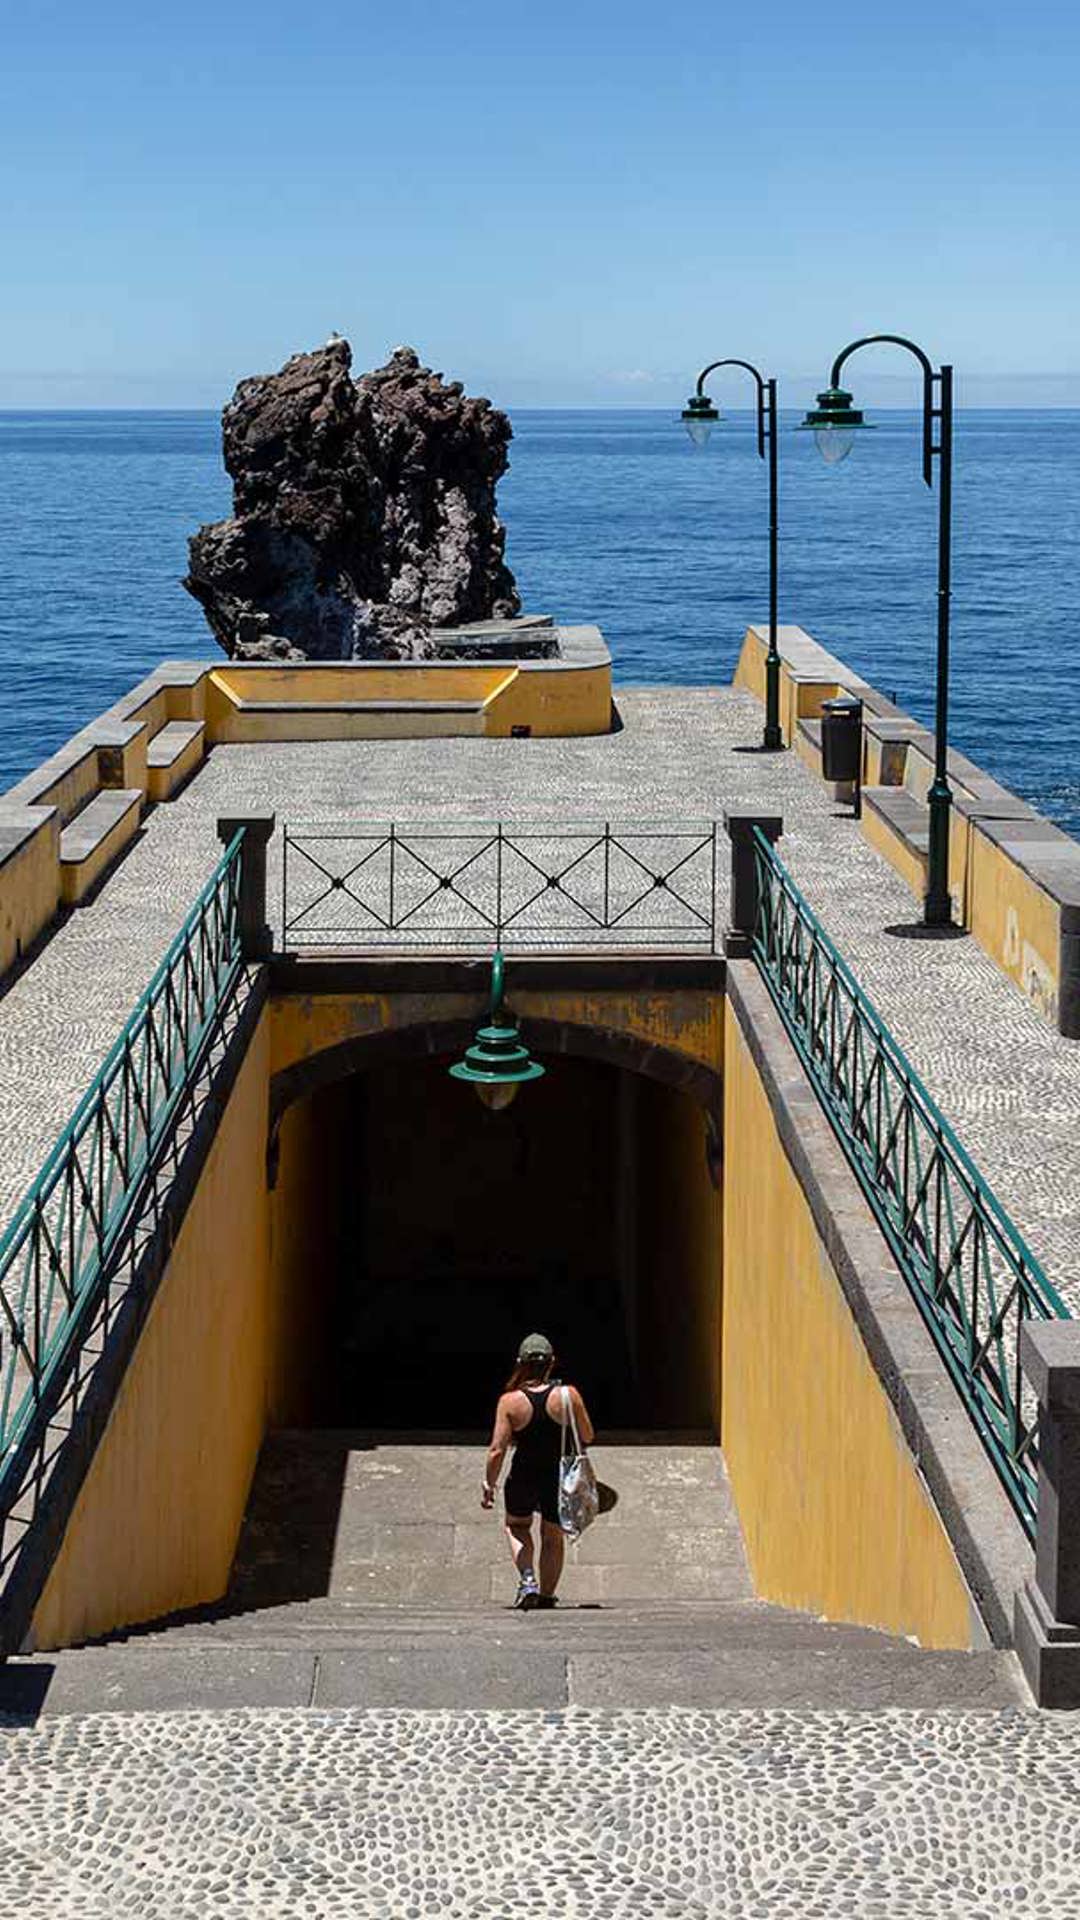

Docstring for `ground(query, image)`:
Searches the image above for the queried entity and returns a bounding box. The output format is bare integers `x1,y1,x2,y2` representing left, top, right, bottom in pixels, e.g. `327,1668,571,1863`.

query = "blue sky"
1,0,1077,407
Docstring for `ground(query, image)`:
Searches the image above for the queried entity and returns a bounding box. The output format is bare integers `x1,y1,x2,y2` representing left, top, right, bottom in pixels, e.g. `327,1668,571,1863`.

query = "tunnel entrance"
270,1047,722,1435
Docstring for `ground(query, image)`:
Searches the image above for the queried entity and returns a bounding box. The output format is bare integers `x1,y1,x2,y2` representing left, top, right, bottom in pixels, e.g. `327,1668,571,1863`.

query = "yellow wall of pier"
720,997,976,1649
207,659,611,743
31,1013,274,1650
967,830,1062,1028
0,809,60,976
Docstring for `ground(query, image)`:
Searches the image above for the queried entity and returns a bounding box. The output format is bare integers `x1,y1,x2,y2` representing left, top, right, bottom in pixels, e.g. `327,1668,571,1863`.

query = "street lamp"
682,360,783,751
449,949,545,1111
799,334,954,926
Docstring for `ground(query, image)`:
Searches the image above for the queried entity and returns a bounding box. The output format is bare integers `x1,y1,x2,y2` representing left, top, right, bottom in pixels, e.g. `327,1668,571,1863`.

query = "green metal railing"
751,827,1067,1537
0,832,245,1522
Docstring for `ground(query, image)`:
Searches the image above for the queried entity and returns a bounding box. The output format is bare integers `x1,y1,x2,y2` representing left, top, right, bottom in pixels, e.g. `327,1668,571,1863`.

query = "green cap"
517,1332,554,1362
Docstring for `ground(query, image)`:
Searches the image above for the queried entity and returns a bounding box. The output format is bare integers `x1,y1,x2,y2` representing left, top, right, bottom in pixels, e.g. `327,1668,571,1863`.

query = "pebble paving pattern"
0,1704,1079,1917
0,686,1077,1301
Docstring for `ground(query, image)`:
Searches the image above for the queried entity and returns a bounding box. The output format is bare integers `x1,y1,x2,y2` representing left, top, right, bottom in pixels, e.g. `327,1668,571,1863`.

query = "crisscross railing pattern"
750,827,1067,1536
0,832,245,1510
282,822,718,950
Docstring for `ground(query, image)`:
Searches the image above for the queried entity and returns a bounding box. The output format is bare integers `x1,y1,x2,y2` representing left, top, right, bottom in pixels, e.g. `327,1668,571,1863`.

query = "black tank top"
513,1383,563,1469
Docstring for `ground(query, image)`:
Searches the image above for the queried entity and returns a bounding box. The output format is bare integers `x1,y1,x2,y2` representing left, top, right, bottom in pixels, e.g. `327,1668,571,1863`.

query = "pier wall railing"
735,623,1080,1036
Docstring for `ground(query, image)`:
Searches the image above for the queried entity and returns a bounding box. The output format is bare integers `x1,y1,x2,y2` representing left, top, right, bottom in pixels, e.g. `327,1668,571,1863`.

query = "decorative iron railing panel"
0,833,245,1514
282,822,719,951
750,827,1066,1536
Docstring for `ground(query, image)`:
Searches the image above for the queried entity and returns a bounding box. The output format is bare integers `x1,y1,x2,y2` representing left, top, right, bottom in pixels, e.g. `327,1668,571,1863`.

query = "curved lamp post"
682,360,783,752
449,950,545,1111
800,334,954,926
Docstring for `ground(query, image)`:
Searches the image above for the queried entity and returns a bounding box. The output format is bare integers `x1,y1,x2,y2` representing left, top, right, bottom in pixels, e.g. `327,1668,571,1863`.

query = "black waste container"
820,695,863,784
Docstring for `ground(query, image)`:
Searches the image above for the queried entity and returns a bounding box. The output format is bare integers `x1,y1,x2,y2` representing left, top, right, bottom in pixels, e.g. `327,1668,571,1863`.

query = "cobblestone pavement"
0,1704,1078,1917
0,686,1077,1303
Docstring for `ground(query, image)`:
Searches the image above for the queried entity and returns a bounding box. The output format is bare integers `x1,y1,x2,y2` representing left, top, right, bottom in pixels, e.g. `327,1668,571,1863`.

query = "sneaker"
535,1595,559,1610
514,1575,540,1610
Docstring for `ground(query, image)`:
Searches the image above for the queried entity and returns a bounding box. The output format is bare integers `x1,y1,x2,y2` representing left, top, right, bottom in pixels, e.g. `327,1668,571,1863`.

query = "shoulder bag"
558,1385,599,1539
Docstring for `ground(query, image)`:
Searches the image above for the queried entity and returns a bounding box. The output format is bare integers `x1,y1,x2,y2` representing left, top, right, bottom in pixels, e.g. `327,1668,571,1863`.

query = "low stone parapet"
734,622,1080,1036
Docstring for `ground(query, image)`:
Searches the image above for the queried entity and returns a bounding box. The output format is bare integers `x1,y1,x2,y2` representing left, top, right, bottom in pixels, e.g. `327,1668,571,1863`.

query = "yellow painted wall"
147,727,206,804
269,985,725,1084
637,1079,722,1428
721,999,977,1649
211,663,511,707
733,628,839,748
267,1080,350,1425
0,811,60,975
967,827,1061,1026
33,747,100,827
484,663,611,737
732,627,767,704
860,798,928,899
206,660,611,742
31,1013,273,1649
59,795,143,907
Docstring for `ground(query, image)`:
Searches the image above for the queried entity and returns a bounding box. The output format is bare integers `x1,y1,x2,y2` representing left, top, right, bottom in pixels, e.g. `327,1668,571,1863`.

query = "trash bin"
820,695,863,784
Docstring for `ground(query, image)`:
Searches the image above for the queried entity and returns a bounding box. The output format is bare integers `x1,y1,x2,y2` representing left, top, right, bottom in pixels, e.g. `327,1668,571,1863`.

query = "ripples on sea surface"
0,408,1076,836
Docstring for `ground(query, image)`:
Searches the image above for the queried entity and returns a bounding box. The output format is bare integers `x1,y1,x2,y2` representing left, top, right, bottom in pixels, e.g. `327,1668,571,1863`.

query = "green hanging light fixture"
681,392,721,448
449,950,545,1111
797,386,873,464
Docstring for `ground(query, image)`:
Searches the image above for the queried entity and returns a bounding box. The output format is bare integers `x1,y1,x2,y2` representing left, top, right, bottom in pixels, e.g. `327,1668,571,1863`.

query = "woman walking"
480,1332,594,1609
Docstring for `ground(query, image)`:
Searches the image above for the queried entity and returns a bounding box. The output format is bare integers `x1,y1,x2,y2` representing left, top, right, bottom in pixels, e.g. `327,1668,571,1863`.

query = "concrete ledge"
59,789,143,906
863,784,930,854
724,958,1032,1650
270,954,726,994
146,721,206,803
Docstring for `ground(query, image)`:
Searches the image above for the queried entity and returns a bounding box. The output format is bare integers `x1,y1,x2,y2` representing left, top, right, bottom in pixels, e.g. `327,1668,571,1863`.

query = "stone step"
232,1557,754,1608
3,1639,1024,1717
93,1597,984,1656
50,1431,1019,1713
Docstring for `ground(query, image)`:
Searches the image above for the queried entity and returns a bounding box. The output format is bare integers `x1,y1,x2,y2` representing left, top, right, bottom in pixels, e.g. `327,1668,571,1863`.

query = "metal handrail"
0,832,245,1500
750,826,1067,1536
282,821,719,951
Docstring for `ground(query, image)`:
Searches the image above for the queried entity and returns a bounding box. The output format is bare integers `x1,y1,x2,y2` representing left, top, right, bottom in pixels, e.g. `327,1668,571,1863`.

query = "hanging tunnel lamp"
681,393,721,448
798,386,872,465
449,950,545,1111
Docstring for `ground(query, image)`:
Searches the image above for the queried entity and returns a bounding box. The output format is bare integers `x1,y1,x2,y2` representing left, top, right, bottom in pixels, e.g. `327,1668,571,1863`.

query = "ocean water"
0,408,1076,836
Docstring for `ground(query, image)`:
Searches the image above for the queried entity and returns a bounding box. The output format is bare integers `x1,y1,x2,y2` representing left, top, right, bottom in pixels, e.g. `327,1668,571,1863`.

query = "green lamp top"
449,1022,546,1090
681,394,720,423
798,387,872,431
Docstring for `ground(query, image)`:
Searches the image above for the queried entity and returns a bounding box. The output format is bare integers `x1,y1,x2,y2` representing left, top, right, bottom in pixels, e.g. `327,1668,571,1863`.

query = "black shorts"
504,1467,560,1525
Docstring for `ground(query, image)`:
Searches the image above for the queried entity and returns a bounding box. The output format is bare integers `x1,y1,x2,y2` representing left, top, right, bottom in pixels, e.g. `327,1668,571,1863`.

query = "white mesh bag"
557,1385,599,1539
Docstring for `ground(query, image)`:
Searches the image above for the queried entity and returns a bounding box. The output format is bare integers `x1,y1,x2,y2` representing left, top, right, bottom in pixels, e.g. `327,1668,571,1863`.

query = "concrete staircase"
0,1430,1027,1716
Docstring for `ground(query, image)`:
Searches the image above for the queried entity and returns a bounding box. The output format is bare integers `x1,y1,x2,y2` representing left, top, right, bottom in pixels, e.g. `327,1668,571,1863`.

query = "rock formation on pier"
185,340,520,659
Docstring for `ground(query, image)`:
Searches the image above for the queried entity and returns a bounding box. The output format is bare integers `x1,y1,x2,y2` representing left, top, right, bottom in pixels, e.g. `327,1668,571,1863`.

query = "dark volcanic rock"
185,340,520,659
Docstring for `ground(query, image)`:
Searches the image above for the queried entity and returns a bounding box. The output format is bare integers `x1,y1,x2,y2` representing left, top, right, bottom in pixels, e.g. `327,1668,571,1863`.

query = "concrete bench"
217,698,488,741
59,790,143,906
146,720,206,802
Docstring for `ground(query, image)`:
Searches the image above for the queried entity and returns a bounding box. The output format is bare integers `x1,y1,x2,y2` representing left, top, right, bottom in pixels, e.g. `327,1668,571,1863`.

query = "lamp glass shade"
475,1079,520,1112
798,387,871,466
814,424,856,465
684,416,714,449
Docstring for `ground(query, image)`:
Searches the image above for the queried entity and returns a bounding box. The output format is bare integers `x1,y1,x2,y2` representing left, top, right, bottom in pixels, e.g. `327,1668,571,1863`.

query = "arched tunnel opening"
269,1046,723,1436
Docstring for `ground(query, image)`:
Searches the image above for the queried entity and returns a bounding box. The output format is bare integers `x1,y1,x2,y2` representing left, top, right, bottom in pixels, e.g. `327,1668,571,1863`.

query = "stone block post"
1015,1318,1080,1706
722,811,783,957
217,813,275,960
